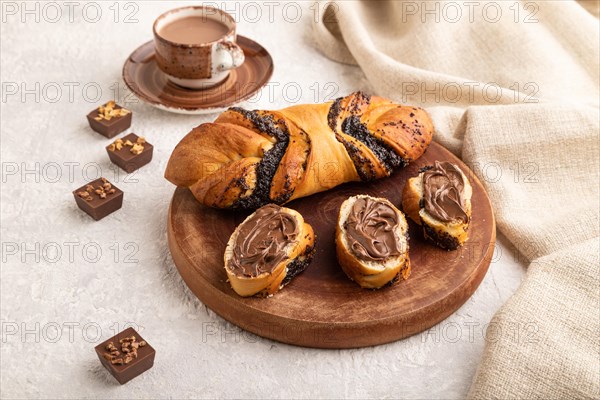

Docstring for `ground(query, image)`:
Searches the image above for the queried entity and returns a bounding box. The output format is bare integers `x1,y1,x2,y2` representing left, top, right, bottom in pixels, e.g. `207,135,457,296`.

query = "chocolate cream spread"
230,204,299,277
422,161,468,223
345,197,402,262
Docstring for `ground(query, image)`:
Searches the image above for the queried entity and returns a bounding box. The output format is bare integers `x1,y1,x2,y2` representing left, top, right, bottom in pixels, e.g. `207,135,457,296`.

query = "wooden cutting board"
167,141,496,348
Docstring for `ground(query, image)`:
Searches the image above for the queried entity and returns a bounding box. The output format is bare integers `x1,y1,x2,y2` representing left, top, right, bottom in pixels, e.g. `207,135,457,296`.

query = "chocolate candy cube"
106,133,153,173
87,101,132,138
73,177,123,221
95,327,155,385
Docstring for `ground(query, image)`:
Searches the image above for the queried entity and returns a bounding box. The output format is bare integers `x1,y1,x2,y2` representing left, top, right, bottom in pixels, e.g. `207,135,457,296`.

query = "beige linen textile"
313,1,600,398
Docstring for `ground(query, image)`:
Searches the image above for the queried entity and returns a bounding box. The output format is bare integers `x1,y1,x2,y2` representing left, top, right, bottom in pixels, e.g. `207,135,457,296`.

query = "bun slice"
402,161,472,250
336,195,410,289
224,204,315,297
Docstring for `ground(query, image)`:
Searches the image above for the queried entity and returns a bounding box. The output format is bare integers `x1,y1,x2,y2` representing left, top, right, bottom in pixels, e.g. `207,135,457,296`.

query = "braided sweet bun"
165,92,434,209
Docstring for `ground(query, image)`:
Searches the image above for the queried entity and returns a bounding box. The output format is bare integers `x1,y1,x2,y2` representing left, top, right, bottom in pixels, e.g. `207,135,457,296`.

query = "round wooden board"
167,141,496,348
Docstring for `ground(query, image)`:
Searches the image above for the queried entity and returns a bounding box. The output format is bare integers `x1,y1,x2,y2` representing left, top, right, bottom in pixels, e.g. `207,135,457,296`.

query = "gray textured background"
1,2,525,398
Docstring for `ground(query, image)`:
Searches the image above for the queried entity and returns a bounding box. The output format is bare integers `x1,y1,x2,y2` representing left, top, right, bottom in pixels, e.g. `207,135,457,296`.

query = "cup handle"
214,41,245,73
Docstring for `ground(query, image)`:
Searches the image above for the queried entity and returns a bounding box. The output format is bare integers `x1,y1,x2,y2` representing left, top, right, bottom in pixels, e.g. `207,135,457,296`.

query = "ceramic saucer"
122,36,273,115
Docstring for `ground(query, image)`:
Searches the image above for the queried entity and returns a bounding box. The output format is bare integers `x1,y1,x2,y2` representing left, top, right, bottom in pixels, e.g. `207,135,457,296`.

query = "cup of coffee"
153,6,245,89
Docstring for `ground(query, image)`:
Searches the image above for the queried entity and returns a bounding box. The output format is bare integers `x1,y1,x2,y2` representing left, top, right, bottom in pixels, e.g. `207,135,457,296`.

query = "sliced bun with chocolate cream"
224,204,315,297
336,195,410,289
402,161,472,250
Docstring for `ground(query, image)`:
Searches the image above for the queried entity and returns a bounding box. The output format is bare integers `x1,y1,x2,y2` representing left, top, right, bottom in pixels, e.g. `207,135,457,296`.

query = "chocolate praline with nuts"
95,327,155,385
73,177,123,221
106,133,153,173
87,101,132,138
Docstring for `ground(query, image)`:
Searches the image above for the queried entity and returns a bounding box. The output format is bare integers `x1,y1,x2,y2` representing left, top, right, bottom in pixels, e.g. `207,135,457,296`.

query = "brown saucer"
122,36,273,115
167,142,496,348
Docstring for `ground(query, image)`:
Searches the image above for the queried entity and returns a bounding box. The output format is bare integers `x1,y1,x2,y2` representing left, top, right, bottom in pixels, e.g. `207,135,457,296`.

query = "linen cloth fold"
313,1,600,398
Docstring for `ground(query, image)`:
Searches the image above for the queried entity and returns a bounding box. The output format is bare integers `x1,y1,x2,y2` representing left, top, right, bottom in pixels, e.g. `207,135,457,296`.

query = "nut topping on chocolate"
102,335,147,365
77,178,116,202
108,136,147,155
130,143,144,155
95,101,130,121
76,191,93,201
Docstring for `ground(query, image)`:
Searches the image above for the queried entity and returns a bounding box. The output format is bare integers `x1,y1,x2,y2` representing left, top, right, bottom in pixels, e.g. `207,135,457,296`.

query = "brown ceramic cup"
153,6,245,89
